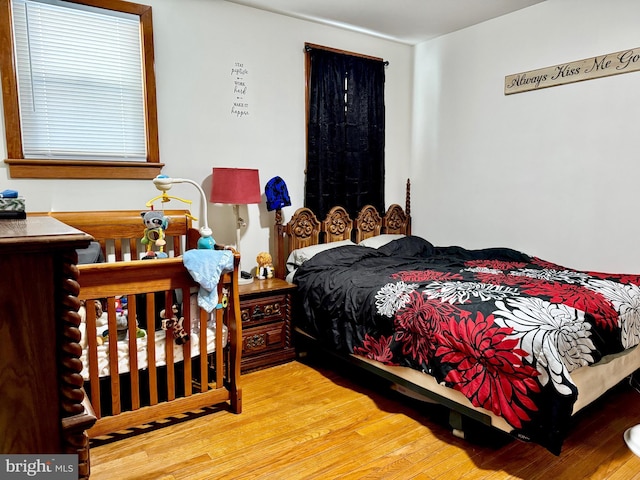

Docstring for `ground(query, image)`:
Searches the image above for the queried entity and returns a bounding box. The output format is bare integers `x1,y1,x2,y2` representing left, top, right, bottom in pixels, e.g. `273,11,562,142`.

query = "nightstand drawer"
243,321,286,354
240,293,288,326
238,278,296,373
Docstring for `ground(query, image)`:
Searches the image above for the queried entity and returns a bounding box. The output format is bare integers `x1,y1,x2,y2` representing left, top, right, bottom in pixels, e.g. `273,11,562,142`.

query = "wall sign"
231,62,249,117
505,47,640,95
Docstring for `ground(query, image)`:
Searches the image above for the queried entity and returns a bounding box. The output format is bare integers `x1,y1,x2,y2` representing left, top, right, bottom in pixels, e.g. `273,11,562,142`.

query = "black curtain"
306,48,385,219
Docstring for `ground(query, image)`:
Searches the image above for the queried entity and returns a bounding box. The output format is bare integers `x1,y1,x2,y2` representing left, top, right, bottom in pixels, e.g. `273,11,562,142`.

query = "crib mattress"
79,323,228,379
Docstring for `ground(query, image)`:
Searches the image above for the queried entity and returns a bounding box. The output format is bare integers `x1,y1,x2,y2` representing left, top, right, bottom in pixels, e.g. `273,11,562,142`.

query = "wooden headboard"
273,179,412,279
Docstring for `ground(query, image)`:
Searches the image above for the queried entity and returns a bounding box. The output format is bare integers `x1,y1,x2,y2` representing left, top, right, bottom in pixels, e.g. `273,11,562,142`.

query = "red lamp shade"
210,168,261,205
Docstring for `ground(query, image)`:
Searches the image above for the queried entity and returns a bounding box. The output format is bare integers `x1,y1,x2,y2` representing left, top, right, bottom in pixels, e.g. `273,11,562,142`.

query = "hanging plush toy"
141,210,169,259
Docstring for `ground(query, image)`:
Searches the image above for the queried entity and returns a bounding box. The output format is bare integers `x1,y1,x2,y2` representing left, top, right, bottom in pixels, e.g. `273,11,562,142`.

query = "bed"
274,181,640,455
39,209,242,439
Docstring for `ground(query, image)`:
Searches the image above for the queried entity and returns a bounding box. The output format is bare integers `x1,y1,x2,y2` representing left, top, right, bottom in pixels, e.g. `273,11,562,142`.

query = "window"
0,0,162,179
305,43,386,220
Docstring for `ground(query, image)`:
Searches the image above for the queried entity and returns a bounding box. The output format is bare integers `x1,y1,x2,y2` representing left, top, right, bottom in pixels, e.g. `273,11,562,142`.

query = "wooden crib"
40,209,242,439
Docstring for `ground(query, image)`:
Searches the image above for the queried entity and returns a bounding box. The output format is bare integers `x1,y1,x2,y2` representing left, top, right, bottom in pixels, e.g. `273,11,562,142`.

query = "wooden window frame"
0,0,163,179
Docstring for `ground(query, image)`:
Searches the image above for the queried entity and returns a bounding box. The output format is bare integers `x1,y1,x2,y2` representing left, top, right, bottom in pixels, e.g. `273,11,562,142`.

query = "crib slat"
215,285,224,388
165,331,176,402
164,291,176,402
85,302,102,418
126,295,140,411
146,294,158,406
97,239,107,262
114,238,124,262
106,297,122,416
170,234,182,257
181,288,193,397
199,307,208,393
129,238,138,261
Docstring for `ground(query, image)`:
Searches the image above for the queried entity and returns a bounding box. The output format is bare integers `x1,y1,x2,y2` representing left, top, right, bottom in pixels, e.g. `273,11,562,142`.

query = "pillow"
358,234,405,249
378,235,435,257
286,239,356,273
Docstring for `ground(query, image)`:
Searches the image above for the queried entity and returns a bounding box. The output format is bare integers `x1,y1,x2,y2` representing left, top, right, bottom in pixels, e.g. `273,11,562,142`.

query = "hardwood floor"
89,358,640,479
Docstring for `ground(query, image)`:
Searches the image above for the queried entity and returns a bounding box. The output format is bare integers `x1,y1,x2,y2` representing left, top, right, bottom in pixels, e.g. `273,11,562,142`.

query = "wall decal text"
231,62,249,117
505,47,640,95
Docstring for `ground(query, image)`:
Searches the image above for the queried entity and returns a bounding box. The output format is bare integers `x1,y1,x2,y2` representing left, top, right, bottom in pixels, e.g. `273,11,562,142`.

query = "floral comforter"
293,236,640,454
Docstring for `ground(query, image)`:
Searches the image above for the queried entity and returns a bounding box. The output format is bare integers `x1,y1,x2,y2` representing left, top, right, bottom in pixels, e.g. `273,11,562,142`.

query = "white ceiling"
224,0,546,45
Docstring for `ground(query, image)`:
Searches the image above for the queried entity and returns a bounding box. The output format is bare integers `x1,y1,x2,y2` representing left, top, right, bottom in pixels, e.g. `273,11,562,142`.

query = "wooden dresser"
238,278,296,372
0,216,96,479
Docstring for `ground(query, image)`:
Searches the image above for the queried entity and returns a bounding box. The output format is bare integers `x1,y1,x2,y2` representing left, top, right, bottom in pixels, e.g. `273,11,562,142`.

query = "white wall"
9,0,635,275
412,0,640,273
0,0,413,269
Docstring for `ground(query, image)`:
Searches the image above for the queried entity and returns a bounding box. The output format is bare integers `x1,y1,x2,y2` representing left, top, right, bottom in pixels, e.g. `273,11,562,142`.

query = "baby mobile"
141,185,196,259
142,175,218,259
141,175,221,261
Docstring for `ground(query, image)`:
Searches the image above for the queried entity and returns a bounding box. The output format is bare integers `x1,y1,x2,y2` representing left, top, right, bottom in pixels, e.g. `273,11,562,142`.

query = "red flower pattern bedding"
292,236,640,454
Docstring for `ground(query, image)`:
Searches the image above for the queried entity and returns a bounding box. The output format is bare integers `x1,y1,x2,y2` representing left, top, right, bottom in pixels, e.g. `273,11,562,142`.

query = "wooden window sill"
5,159,164,180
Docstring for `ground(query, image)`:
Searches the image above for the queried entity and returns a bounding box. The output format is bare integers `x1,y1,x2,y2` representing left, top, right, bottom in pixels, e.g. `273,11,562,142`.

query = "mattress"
79,320,228,380
292,235,640,453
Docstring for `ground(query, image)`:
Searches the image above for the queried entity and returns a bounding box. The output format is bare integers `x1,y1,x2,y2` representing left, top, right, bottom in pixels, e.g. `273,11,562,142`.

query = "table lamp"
210,168,261,282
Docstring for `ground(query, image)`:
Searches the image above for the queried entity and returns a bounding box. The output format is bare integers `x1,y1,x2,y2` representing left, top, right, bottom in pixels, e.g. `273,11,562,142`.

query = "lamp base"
234,219,254,285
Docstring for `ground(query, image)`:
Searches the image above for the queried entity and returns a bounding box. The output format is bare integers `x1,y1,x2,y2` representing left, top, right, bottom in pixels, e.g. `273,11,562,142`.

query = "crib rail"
78,253,241,438
46,210,193,260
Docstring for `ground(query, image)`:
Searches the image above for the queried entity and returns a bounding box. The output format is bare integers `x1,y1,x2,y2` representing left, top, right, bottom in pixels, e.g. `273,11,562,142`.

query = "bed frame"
273,181,640,444
37,210,242,439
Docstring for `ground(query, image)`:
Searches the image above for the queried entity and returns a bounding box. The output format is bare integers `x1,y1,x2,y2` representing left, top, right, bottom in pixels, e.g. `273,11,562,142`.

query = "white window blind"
11,0,146,161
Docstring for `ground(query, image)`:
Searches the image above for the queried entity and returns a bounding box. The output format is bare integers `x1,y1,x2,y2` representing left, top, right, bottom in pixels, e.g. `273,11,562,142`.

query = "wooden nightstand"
238,278,296,372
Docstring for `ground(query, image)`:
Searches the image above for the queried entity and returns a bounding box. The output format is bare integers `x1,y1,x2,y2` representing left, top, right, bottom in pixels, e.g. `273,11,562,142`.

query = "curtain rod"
304,44,389,66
